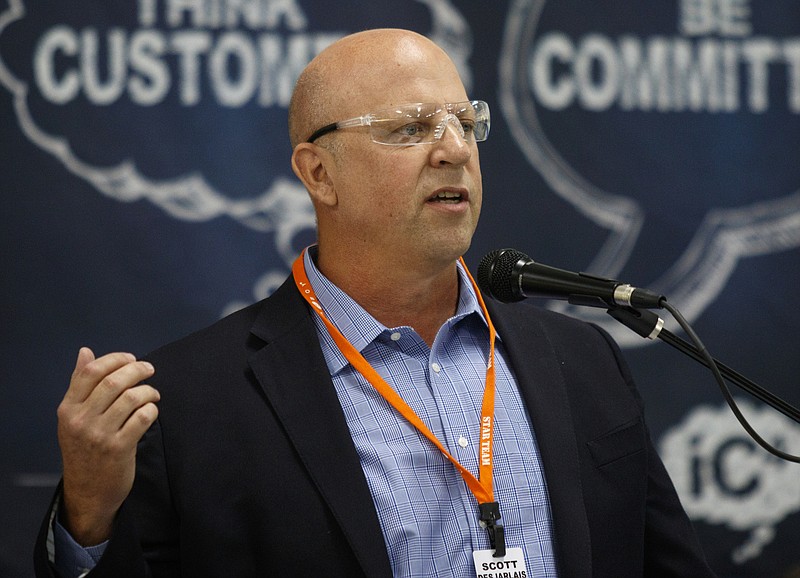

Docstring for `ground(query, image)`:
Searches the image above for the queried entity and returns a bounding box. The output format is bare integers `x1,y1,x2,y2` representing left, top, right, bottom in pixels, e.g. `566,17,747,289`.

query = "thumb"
74,347,96,374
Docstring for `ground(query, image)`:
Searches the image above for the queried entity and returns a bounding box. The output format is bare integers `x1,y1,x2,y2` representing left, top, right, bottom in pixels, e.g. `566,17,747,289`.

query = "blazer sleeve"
594,322,717,577
34,419,176,578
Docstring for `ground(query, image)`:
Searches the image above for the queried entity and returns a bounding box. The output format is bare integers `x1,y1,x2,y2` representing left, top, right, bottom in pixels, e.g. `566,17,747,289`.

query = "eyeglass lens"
369,101,489,145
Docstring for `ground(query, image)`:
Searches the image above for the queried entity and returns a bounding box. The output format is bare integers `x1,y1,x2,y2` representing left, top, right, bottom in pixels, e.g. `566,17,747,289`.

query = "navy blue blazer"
36,274,715,577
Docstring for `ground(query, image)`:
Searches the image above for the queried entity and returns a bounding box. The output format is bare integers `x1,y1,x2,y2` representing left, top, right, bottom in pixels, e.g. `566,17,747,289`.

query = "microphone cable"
657,299,800,464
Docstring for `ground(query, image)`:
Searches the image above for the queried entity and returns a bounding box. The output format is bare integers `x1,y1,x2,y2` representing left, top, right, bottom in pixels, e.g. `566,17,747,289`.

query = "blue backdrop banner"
2,1,798,576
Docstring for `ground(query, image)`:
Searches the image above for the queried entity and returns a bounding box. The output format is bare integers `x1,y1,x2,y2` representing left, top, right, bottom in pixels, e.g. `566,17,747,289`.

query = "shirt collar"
303,247,493,374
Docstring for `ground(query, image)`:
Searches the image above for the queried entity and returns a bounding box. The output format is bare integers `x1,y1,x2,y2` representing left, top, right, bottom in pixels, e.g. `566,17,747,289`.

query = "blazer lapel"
247,279,393,578
488,300,593,578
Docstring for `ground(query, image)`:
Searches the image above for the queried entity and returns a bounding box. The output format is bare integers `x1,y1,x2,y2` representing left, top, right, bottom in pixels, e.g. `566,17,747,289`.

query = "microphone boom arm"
607,306,800,426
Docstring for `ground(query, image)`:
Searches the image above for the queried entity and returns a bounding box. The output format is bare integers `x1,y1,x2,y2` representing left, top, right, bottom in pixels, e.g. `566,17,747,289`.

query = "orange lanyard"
292,248,506,555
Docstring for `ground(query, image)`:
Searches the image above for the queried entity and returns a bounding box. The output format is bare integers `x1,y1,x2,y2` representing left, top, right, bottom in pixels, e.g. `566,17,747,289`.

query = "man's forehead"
313,31,467,119
335,73,468,115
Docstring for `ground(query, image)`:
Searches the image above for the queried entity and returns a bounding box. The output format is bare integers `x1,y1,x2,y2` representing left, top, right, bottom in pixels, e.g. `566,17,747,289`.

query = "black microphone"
477,248,665,309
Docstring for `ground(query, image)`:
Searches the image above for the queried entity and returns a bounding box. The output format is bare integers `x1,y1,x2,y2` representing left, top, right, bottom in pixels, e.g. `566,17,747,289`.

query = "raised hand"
57,348,160,546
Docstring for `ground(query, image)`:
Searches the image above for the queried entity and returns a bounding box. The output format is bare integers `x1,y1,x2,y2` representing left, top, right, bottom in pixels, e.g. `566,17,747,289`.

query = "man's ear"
291,143,338,207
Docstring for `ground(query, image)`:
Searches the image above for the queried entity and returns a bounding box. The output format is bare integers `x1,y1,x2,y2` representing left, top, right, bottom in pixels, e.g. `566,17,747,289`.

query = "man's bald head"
288,29,463,149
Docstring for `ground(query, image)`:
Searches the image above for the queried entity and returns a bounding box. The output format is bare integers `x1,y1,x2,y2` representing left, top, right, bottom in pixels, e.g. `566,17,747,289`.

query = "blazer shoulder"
143,274,310,370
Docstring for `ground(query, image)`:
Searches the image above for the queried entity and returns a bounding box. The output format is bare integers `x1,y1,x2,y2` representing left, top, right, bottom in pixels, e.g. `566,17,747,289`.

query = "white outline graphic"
660,398,800,563
0,0,472,266
499,0,800,347
0,0,316,266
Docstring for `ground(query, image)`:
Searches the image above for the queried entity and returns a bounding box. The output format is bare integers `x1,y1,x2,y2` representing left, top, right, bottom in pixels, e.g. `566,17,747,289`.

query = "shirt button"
390,332,402,341
458,436,469,448
431,362,441,373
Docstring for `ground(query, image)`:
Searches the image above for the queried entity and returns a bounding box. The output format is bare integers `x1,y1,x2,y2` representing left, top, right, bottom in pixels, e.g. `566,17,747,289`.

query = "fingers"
67,349,132,402
60,348,160,439
66,350,155,407
59,383,160,457
106,384,161,444
86,359,157,417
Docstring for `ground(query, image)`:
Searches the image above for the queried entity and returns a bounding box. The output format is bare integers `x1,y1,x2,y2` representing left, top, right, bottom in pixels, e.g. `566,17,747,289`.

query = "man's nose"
430,113,472,166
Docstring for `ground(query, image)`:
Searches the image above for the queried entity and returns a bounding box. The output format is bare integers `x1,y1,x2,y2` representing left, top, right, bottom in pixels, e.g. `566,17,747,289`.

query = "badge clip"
478,501,506,558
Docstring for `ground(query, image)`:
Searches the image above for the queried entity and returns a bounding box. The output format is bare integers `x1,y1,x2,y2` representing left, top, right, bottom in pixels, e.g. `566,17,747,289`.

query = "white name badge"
472,547,528,578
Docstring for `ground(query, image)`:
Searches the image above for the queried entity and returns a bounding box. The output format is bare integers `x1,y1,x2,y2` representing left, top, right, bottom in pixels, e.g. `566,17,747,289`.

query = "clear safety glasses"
306,100,490,146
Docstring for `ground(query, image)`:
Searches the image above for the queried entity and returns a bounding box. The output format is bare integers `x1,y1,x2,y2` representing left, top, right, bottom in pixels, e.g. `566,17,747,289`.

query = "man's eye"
399,123,425,137
383,122,428,143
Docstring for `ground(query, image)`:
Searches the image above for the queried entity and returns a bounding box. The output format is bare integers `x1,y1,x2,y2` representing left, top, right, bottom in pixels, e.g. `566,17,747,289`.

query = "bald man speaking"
35,29,716,578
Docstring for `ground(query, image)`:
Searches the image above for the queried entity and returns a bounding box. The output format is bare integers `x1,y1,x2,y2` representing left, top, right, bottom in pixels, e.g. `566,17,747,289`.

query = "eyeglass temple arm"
306,123,338,143
306,116,371,143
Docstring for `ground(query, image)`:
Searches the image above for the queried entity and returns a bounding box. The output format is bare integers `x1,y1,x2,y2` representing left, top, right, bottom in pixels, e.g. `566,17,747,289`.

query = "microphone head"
477,248,531,302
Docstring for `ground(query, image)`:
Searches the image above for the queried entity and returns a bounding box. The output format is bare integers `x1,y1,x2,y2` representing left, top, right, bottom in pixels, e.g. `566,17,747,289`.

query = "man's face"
322,45,483,269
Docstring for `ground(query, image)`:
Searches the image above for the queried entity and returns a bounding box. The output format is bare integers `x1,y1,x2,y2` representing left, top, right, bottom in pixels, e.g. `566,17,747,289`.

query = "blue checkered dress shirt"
304,250,559,578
